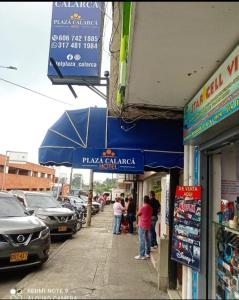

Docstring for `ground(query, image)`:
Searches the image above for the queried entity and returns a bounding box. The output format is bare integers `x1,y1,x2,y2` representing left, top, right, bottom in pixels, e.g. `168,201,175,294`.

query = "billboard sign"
48,2,104,84
8,151,28,164
184,45,239,143
73,148,144,174
171,186,202,271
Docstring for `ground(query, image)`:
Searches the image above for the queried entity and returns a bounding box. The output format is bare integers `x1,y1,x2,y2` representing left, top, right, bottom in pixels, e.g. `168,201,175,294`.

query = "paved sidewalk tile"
4,205,169,299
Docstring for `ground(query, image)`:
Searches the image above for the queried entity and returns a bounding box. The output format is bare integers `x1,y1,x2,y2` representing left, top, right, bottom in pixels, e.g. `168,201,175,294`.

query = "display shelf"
213,221,239,234
214,221,239,300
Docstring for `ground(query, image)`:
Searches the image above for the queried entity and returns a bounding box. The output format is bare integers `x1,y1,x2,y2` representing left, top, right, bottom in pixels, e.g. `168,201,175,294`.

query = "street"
0,206,168,299
0,238,66,299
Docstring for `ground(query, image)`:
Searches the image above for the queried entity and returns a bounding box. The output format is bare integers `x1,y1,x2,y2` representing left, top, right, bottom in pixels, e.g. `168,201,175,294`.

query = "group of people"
112,193,136,235
112,191,161,260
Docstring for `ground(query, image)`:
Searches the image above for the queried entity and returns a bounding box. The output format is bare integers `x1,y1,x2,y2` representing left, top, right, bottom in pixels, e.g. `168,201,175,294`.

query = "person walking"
99,193,107,212
126,194,136,235
149,191,161,249
113,197,125,235
134,195,152,260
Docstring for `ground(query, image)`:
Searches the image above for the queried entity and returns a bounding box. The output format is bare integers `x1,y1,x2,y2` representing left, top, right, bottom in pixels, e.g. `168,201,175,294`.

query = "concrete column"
182,145,189,299
186,145,195,300
160,176,167,238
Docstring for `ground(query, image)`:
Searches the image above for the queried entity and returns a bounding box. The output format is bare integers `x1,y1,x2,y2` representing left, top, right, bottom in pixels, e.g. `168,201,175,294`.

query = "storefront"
183,44,239,299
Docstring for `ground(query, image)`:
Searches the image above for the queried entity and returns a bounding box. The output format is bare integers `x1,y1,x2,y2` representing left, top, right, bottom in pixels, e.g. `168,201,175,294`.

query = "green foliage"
71,177,82,188
93,178,117,195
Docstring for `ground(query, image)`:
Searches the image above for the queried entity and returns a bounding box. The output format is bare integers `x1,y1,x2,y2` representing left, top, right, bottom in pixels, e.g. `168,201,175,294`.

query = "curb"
2,238,70,299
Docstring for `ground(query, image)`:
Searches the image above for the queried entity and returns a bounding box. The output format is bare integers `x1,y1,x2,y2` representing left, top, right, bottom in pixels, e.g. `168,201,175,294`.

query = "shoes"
113,232,116,234
153,245,158,249
116,232,121,235
145,254,150,258
134,255,146,260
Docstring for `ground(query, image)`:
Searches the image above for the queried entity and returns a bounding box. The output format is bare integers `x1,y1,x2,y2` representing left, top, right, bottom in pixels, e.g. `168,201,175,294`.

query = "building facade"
0,154,55,191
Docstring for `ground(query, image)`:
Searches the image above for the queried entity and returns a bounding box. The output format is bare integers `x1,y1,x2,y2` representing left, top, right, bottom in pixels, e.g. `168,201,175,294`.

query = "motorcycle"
59,198,86,231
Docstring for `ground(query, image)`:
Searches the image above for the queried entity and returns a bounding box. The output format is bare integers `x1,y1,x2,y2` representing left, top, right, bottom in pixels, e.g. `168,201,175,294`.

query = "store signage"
184,44,239,143
48,2,103,82
171,186,201,271
73,148,144,173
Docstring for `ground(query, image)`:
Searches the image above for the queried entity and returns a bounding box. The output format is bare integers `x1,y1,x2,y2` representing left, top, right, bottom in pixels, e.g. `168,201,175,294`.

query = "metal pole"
1,151,9,191
69,166,73,191
86,169,94,226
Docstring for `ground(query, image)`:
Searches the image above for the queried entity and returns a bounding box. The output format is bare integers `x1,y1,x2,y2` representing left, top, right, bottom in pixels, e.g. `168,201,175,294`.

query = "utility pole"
1,151,9,191
86,169,94,226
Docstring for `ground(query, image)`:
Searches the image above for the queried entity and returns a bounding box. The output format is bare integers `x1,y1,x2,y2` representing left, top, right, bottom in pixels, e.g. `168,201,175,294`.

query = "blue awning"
39,107,183,173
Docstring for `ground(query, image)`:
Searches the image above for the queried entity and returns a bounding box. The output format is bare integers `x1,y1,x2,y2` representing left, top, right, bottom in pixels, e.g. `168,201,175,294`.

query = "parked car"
58,197,86,228
10,191,78,237
0,192,50,271
78,195,101,213
65,195,96,215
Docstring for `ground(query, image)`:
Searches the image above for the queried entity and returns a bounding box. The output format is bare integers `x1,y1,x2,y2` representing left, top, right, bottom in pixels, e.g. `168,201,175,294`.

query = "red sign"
176,186,201,200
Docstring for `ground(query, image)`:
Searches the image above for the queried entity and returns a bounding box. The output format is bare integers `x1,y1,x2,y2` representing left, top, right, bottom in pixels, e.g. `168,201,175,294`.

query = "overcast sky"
0,2,112,184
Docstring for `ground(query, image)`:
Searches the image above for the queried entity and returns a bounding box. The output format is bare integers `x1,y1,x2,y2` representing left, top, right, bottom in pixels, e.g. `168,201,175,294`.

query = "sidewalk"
4,205,169,299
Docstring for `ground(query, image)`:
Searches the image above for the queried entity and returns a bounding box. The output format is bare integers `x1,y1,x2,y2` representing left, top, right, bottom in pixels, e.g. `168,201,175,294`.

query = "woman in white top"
113,197,125,235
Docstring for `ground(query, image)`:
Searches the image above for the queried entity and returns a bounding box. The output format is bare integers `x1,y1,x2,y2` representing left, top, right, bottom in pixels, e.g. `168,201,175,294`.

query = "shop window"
212,143,239,299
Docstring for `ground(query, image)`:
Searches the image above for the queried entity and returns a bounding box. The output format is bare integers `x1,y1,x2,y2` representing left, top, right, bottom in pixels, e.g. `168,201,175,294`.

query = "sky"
0,2,112,184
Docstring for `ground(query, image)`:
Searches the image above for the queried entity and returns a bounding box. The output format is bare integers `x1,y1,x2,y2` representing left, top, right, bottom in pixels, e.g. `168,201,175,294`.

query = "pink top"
138,203,152,229
113,202,124,216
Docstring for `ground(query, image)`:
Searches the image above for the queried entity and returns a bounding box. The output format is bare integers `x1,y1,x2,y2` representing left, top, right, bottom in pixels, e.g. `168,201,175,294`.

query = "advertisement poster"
171,186,201,271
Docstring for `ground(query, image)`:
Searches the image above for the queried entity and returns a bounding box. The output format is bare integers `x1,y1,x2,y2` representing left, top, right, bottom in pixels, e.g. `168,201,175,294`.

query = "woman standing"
113,197,125,235
134,195,152,260
126,195,136,234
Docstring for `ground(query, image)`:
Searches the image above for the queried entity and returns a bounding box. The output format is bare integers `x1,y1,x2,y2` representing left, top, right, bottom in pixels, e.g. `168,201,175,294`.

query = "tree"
71,177,82,188
93,178,117,195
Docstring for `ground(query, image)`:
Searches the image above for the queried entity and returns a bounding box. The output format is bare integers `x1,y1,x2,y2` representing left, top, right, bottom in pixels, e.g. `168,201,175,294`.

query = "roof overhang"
124,2,239,113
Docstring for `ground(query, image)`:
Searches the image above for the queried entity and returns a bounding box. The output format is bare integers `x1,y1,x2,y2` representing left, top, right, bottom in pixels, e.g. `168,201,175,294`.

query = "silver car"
11,191,78,237
0,192,50,271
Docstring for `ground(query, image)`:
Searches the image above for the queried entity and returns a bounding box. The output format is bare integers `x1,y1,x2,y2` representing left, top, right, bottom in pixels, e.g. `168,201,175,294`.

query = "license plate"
10,251,28,262
58,226,67,232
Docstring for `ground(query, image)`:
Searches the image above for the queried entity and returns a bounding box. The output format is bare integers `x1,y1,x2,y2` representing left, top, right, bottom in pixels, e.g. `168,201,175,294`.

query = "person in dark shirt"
149,191,161,248
126,194,136,234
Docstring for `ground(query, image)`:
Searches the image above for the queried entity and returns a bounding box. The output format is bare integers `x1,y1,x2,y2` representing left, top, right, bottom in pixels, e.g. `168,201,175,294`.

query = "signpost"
48,1,104,84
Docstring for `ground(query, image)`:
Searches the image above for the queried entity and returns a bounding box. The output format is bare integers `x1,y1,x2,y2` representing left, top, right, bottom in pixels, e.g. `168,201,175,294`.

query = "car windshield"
69,197,84,204
25,194,61,209
79,195,88,202
0,197,27,217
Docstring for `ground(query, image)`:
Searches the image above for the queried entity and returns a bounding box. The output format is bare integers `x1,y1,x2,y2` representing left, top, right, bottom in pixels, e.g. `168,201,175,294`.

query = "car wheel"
76,222,82,231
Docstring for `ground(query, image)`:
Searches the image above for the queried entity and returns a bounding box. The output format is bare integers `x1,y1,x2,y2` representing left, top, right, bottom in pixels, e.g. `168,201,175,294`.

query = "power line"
0,77,76,107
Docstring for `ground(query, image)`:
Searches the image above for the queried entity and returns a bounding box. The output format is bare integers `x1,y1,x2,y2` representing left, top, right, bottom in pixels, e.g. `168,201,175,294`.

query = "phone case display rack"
214,222,239,299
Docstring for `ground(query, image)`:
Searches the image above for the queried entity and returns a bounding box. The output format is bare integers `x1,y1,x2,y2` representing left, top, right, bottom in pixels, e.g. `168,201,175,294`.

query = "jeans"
127,214,135,234
113,215,122,234
138,226,151,257
150,216,158,247
100,202,105,212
